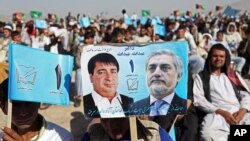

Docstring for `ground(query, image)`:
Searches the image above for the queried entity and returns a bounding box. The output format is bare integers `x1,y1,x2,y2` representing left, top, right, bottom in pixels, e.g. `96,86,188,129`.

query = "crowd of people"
1,8,250,141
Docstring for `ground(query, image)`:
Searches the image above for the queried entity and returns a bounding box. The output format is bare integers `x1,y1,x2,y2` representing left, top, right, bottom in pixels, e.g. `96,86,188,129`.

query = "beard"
149,84,168,98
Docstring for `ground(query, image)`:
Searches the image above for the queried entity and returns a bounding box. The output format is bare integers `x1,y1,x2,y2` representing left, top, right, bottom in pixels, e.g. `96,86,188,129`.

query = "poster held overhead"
81,42,188,118
8,44,73,105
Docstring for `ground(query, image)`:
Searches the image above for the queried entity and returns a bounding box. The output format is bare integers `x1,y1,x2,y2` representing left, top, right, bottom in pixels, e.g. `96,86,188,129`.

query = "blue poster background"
8,44,74,105
81,41,188,102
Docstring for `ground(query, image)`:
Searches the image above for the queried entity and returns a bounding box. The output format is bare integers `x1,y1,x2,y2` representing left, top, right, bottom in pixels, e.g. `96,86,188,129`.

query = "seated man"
193,43,250,141
81,117,173,141
173,25,204,76
0,79,73,141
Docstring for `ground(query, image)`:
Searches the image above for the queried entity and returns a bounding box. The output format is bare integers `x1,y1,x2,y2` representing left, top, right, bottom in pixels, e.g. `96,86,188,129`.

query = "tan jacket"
0,62,8,84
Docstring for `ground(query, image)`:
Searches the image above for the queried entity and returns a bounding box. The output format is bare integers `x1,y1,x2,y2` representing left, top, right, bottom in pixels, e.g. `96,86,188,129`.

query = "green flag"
30,11,42,19
141,9,151,17
180,11,185,17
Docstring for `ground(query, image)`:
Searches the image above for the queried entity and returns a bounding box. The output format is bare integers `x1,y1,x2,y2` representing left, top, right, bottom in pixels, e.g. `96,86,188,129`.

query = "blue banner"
133,20,137,28
151,16,162,25
8,44,74,105
80,17,90,28
35,19,47,29
169,15,175,20
154,24,166,37
124,17,133,25
81,42,188,118
140,17,148,25
223,6,241,18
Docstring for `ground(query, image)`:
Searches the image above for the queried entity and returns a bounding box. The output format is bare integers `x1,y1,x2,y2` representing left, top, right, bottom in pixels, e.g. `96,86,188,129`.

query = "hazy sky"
0,0,241,18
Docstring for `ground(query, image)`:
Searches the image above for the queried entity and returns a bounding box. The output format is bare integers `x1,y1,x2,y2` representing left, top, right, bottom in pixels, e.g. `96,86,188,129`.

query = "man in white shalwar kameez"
193,43,250,141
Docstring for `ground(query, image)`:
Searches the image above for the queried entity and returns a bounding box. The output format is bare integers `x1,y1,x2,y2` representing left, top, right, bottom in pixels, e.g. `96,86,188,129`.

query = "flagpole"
168,115,179,133
7,99,12,128
129,116,138,141
152,26,156,42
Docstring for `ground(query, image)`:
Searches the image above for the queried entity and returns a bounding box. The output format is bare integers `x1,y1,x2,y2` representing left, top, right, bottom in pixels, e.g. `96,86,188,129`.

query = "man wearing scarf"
193,43,250,141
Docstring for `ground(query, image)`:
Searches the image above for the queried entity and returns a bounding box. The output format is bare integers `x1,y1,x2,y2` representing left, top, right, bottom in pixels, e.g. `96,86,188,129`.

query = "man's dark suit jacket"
83,93,134,118
131,94,187,131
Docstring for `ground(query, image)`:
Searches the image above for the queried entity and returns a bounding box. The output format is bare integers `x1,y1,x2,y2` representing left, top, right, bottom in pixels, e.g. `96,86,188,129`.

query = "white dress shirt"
193,73,250,113
193,73,250,141
91,90,125,118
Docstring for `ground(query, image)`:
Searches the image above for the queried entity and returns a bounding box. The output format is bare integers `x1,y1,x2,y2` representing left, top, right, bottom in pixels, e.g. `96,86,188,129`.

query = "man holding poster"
0,79,74,141
132,49,186,116
83,53,134,118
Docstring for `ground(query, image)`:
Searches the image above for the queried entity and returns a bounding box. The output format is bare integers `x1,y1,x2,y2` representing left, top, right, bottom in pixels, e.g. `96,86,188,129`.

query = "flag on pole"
153,16,162,24
80,17,91,28
169,15,175,20
35,19,47,29
180,11,185,17
151,18,157,25
30,11,42,19
196,4,205,10
124,17,133,25
154,23,166,37
223,6,240,18
8,44,74,105
141,9,151,17
13,12,25,22
140,17,148,25
215,5,223,11
133,20,137,28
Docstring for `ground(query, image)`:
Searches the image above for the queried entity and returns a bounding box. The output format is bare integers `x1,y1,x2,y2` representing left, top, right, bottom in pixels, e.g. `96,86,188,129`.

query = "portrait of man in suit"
83,53,133,118
132,49,186,116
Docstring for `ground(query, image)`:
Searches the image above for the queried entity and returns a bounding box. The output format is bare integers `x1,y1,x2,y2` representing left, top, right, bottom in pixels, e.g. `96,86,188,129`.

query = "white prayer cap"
4,25,13,31
202,33,212,39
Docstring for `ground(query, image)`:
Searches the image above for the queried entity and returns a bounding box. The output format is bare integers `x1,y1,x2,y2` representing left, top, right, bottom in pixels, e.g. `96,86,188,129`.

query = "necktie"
151,100,168,116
